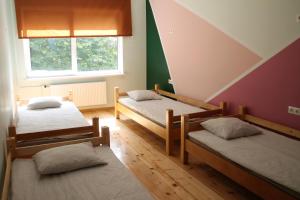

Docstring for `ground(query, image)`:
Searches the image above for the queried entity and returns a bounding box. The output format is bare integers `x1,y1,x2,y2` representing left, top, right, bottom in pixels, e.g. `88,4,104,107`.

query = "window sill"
25,71,125,81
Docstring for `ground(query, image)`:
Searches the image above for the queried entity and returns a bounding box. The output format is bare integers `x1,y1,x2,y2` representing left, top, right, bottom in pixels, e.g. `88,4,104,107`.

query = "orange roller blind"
15,0,132,38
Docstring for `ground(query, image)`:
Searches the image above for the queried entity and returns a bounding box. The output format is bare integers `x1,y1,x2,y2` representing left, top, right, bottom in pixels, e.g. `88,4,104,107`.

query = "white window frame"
23,37,123,78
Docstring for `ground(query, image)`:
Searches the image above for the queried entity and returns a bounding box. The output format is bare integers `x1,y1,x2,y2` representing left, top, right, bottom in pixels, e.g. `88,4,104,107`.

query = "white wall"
0,0,16,182
175,0,300,58
13,0,147,107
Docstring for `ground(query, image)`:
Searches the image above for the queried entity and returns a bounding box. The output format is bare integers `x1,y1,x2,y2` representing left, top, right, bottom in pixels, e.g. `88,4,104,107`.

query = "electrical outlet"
288,106,300,116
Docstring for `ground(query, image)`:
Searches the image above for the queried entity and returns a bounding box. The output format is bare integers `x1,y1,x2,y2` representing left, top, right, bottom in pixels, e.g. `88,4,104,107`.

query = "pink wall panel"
210,39,300,130
149,0,261,100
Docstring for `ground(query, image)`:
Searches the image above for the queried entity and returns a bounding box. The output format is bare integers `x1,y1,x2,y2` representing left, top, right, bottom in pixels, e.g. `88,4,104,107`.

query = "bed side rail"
154,84,223,111
239,106,300,139
12,117,99,142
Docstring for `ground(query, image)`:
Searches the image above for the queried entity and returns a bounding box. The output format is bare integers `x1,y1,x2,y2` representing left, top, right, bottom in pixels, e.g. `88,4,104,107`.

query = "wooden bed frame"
180,106,300,200
1,126,110,200
114,84,227,155
9,96,100,146
9,117,100,146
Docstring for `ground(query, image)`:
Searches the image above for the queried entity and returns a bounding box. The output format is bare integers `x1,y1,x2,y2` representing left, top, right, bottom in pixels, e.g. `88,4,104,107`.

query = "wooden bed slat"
15,126,94,141
245,114,300,139
154,84,220,111
238,106,300,139
10,114,100,146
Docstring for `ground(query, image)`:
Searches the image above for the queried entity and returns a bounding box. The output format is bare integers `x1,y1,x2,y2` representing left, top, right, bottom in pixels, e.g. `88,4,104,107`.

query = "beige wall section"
0,0,15,182
12,0,147,107
175,0,300,58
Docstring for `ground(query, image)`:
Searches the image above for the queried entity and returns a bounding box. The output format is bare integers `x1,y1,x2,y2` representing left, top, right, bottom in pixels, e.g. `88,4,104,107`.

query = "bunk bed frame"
180,106,300,200
114,84,226,155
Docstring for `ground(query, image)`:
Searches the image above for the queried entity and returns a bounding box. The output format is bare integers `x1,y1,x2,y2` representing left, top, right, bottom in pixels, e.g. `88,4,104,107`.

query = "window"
24,37,123,78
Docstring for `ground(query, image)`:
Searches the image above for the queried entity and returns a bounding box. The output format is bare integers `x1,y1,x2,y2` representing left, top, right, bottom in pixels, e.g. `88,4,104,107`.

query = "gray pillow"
27,96,62,110
127,90,162,101
201,117,261,140
33,143,106,175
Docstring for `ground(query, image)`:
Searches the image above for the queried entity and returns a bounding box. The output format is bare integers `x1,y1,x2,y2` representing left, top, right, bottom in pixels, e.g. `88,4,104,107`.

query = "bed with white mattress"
10,101,99,146
17,102,89,133
114,85,226,155
118,96,205,126
181,107,300,200
10,146,153,200
188,127,300,198
2,129,153,200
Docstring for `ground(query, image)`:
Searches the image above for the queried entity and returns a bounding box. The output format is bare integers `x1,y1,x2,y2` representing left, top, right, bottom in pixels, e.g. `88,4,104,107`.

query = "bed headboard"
238,106,300,139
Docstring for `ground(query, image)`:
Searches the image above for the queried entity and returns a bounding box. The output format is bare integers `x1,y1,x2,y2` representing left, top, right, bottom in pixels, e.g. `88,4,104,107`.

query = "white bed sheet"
11,146,153,200
119,96,205,126
17,101,90,134
188,127,300,194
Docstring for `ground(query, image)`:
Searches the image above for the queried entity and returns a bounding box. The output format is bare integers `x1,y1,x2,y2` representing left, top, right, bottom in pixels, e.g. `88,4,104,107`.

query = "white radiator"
17,82,107,107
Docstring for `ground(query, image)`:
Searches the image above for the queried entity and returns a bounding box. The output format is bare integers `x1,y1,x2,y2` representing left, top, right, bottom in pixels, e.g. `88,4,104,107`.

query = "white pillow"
127,90,162,101
201,117,261,140
33,143,106,175
27,96,62,110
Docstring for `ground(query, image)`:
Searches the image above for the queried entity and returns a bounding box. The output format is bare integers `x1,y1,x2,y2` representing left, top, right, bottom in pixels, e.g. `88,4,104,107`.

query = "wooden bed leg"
8,126,16,137
180,115,189,164
166,109,174,156
101,126,110,146
7,137,16,159
2,140,12,200
92,117,100,137
220,101,227,115
114,87,120,119
154,84,160,93
238,105,247,120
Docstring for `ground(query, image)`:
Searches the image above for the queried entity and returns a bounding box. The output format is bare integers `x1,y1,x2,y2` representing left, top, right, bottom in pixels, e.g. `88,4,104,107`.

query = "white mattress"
188,127,300,195
17,102,90,134
119,96,205,126
11,146,153,200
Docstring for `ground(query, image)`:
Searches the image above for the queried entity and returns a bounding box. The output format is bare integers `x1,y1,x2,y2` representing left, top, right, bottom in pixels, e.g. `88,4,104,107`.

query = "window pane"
29,38,71,71
77,37,118,71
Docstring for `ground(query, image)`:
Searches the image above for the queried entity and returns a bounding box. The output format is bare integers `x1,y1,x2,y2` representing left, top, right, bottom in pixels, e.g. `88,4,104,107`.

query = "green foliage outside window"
29,37,118,72
77,38,118,71
30,38,71,71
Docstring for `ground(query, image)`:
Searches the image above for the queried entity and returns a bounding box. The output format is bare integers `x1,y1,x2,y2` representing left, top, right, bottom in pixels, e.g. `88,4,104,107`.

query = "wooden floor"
82,108,261,200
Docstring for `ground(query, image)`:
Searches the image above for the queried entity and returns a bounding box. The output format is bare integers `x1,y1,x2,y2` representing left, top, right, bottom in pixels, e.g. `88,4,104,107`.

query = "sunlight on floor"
87,117,120,132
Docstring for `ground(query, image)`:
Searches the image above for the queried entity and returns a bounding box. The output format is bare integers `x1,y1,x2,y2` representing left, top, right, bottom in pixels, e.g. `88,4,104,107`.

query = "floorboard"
82,108,261,200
